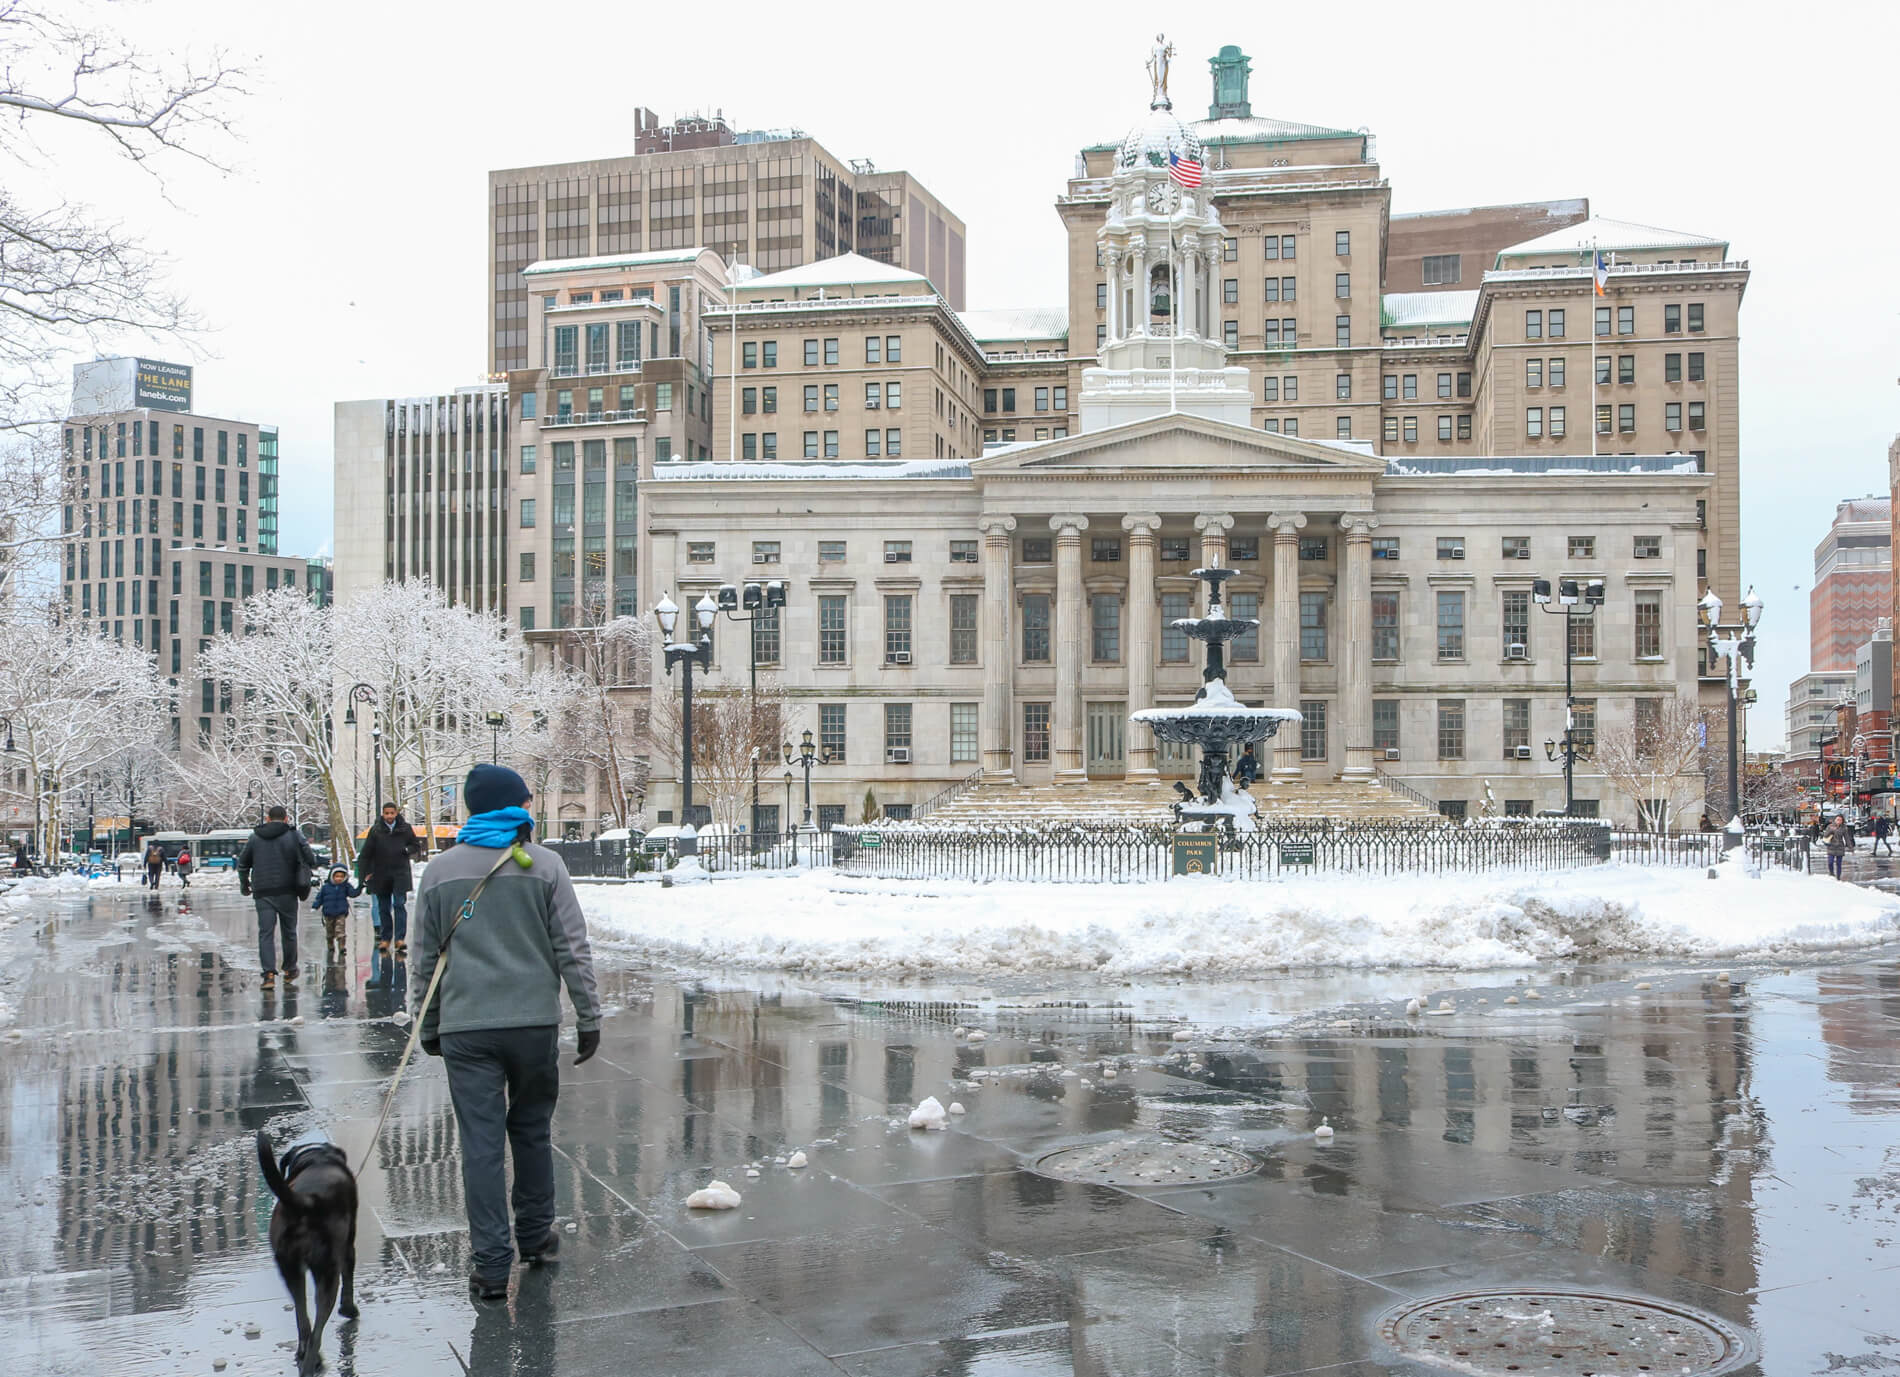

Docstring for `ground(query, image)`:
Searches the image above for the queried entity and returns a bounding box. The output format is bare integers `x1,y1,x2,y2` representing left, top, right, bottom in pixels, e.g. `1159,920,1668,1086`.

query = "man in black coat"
240,805,320,990
356,802,423,954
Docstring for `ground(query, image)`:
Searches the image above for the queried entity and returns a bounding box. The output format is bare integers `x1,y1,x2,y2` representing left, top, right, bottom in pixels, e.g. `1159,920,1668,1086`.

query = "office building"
1808,497,1891,672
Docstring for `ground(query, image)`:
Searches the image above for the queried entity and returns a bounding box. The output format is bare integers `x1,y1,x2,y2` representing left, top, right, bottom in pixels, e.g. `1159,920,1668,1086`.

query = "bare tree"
653,679,787,835
504,662,595,835
1596,696,1708,833
1743,761,1808,822
0,3,244,564
560,588,654,831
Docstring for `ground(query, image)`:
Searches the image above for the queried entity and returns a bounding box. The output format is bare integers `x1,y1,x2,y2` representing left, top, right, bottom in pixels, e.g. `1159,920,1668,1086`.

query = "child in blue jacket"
311,866,360,951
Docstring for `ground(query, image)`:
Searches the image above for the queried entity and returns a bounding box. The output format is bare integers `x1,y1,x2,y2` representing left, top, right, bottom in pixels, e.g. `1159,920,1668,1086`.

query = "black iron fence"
1607,829,1810,871
831,819,1613,883
543,830,832,881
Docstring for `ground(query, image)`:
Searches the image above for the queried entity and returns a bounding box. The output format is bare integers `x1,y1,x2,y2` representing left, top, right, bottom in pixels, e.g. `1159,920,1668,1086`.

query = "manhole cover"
1379,1290,1752,1376
1032,1138,1255,1187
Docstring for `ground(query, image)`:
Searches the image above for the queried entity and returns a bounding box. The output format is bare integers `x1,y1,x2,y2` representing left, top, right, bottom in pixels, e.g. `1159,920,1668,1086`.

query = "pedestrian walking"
12,843,29,874
239,806,319,990
413,764,599,1301
1823,815,1849,881
142,842,164,890
356,802,423,956
174,846,194,888
1233,742,1260,788
1877,815,1895,857
311,866,361,953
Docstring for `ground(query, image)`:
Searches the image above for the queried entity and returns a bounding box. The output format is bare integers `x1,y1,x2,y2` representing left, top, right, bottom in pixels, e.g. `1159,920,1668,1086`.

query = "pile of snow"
907,1096,948,1131
581,864,1900,975
684,1180,742,1210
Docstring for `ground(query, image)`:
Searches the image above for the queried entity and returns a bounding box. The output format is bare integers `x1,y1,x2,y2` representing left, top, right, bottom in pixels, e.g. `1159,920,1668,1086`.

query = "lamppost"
1700,586,1763,846
1533,577,1605,816
782,769,794,834
656,591,717,856
485,710,506,763
784,727,835,831
274,747,301,834
716,579,789,837
343,682,380,836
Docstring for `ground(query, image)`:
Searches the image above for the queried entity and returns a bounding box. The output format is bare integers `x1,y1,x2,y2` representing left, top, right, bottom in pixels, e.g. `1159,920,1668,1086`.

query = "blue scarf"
457,806,534,848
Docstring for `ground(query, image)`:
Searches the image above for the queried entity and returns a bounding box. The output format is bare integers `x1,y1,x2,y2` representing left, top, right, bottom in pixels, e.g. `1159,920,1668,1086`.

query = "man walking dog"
413,765,599,1300
240,805,320,990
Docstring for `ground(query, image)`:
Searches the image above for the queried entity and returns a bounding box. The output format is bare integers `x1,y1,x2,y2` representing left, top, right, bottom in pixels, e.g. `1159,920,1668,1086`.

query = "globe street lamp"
656,592,717,856
343,682,381,833
1532,577,1605,816
1701,586,1763,846
784,727,835,831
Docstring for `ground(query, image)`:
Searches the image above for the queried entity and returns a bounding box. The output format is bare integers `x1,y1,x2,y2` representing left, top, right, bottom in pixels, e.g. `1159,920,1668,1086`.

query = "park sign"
1172,832,1217,875
859,832,883,849
1279,840,1317,866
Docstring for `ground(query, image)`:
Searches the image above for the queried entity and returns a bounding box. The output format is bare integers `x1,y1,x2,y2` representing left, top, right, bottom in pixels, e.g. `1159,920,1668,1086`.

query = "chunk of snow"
787,1151,808,1168
685,1180,742,1210
908,1096,949,1131
1171,1029,1194,1042
391,1010,411,1026
1634,981,1652,990
744,1169,760,1178
948,1101,967,1115
1404,997,1423,1017
966,1029,987,1043
1314,1119,1335,1140
1101,1067,1117,1079
1525,988,1542,1000
1503,995,1519,1005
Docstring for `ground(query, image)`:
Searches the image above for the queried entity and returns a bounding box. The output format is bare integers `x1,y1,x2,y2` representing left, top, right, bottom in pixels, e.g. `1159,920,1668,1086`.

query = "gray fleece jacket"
411,841,600,1038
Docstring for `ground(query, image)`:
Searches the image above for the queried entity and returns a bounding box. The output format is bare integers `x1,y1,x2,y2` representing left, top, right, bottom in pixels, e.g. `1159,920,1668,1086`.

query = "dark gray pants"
254,893,299,972
441,1025,561,1280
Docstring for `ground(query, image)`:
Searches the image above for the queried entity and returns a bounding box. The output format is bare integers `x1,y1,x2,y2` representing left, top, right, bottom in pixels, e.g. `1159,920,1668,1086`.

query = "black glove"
422,1037,441,1058
574,1029,599,1065
238,878,252,896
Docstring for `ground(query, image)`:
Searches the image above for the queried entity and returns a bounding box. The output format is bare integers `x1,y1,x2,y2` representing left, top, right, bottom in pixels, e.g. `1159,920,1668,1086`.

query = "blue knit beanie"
464,763,532,815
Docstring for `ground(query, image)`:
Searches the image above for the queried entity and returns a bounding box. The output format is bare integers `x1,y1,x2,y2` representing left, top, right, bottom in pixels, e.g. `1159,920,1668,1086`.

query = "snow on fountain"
1130,566,1301,835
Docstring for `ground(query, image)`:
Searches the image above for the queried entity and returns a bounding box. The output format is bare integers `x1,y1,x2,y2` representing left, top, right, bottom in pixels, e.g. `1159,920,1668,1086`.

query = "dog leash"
354,848,518,1179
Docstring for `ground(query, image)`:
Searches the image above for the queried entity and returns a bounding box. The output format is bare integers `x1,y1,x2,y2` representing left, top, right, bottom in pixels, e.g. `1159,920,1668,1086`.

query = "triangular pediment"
971,411,1386,476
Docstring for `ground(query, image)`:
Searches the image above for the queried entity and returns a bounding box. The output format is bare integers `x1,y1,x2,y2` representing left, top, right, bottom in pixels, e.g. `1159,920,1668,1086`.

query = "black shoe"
468,1272,509,1300
519,1232,561,1266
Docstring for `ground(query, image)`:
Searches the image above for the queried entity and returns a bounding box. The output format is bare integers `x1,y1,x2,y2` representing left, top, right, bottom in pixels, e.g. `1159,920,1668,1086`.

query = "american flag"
1168,149,1203,188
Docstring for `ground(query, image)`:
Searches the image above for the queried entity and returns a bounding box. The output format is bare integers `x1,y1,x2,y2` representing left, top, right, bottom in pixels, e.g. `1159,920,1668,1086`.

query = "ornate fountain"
1131,567,1302,833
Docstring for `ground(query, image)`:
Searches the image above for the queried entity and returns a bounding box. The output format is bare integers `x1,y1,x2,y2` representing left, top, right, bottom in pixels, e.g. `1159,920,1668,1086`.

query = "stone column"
1051,514,1089,784
1339,514,1380,782
1194,511,1233,570
980,514,1017,781
1133,244,1148,336
1122,513,1162,779
1268,511,1307,780
1184,245,1200,343
1105,250,1121,344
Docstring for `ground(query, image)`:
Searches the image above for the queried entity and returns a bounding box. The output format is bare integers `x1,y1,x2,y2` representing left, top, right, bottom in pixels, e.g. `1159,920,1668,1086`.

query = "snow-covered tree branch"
1596,696,1708,834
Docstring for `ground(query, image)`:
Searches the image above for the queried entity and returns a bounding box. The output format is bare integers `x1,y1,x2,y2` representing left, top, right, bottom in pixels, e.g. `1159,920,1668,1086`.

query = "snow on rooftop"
1496,215,1726,260
959,306,1069,342
1391,198,1588,223
1190,113,1359,143
652,459,971,481
742,251,931,291
1381,289,1479,329
1385,454,1703,477
522,247,710,276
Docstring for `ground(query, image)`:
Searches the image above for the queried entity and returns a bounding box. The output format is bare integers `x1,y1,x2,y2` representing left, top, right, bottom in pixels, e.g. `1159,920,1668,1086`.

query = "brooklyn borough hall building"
344,41,1748,833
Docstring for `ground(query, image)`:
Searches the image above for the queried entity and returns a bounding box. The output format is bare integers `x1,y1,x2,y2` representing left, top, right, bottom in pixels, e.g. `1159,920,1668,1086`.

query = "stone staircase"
926,776,1441,827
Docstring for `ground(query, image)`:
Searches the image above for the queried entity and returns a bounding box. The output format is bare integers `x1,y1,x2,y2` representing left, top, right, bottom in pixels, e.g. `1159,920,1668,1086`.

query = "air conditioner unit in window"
1512,745,1533,760
1514,547,1532,560
888,651,911,665
883,552,901,563
1448,546,1465,559
887,747,911,764
1383,747,1400,761
752,554,773,565
1507,644,1528,660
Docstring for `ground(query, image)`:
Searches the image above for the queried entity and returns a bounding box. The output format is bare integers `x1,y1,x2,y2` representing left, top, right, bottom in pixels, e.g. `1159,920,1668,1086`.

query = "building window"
1617,354,1636,385
1458,414,1473,440
1596,403,1612,434
1526,358,1542,389
884,539,912,563
742,341,758,369
1301,701,1328,761
1436,372,1452,399
1634,534,1661,560
1224,320,1239,348
752,606,782,665
1688,351,1704,382
1527,407,1543,439
1335,315,1350,347
1336,373,1352,400
1436,536,1464,560
1021,593,1051,662
1687,303,1704,332
1160,536,1190,562
944,702,980,763
1572,699,1597,751
886,336,901,362
1090,594,1121,662
1283,375,1299,401
819,596,848,664
1403,416,1417,443
1502,697,1531,756
949,539,978,564
1230,535,1257,561
1525,309,1542,339
1264,277,1279,303
519,498,536,528
805,703,844,765
1688,401,1705,429
1383,416,1398,443
686,540,715,564
1023,702,1051,763
1596,355,1612,387
803,339,819,366
1222,278,1239,304
1617,305,1634,335
1160,591,1190,662
1371,591,1399,660
1091,537,1122,563
1383,374,1397,400
1548,406,1564,437
823,384,839,412
1371,536,1400,560
1402,374,1417,399
824,430,839,458
752,540,780,565
1664,353,1682,383
1546,357,1564,388
803,385,819,413
886,428,901,457
1373,699,1399,752
1502,590,1530,655
950,594,979,664
1335,230,1350,256
1437,700,1466,760
1596,306,1611,338
1618,404,1635,433
1335,272,1350,298
1665,402,1682,432
1229,591,1259,661
1568,616,1596,660
1664,303,1681,334
1299,591,1327,661
1634,591,1663,659
1422,253,1460,285
884,703,911,757
1548,309,1565,339
1022,537,1052,564
1222,237,1237,261
1337,416,1352,439
1300,536,1328,561
1436,590,1465,661
818,540,846,562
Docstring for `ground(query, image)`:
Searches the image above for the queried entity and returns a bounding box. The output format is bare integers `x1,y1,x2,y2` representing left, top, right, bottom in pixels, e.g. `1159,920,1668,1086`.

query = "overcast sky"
47,0,1900,749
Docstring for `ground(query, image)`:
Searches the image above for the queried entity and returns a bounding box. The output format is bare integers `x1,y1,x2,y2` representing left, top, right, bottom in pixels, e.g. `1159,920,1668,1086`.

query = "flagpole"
1168,211,1178,415
1589,237,1598,460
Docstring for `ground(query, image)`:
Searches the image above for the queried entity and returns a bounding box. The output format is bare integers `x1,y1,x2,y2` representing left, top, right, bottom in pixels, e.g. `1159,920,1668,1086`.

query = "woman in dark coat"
354,803,423,953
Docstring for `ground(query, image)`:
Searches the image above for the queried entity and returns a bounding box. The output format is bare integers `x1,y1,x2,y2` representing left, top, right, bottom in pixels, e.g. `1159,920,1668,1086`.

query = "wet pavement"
1,882,1898,1376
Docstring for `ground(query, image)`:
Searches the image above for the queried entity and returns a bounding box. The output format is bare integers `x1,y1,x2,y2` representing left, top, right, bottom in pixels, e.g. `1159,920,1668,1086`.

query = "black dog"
256,1131,360,1374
